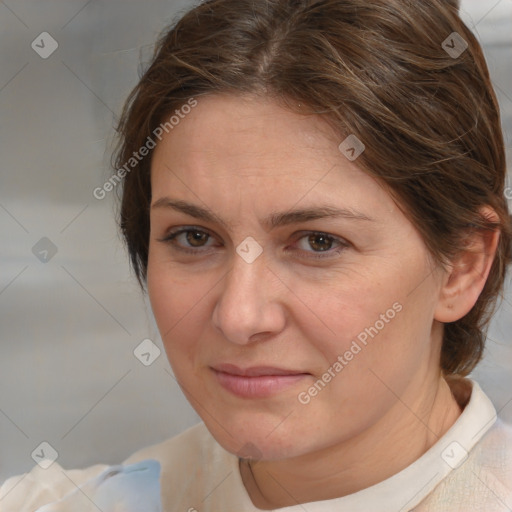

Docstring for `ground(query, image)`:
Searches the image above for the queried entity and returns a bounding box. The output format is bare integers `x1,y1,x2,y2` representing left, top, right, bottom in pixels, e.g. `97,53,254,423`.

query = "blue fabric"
36,459,162,511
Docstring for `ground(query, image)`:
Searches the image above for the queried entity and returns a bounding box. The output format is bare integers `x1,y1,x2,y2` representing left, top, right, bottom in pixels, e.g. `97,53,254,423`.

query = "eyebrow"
150,198,375,230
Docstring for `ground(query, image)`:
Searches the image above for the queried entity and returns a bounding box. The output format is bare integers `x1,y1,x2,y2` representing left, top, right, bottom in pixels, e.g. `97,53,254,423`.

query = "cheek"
290,271,400,354
292,262,433,386
146,256,205,361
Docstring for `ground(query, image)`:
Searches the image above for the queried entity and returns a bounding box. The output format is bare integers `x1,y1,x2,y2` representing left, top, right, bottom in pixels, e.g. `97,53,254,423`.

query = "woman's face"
147,93,445,460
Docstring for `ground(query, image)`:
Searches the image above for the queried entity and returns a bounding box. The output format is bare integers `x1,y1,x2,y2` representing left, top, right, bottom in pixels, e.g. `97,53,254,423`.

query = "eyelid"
158,226,218,242
157,226,221,250
157,226,350,258
161,225,217,240
289,230,349,259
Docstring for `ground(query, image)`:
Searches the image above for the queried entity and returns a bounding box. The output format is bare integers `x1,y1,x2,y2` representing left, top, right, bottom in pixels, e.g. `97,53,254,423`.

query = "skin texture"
147,93,499,508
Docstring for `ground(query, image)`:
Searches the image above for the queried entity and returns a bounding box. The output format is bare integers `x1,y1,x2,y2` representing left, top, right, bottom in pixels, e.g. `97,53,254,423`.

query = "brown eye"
158,227,219,255
307,233,334,252
185,230,210,247
291,231,349,260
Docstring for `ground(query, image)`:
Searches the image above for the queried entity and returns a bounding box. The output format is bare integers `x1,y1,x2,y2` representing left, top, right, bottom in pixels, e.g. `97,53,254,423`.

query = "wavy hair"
114,0,512,376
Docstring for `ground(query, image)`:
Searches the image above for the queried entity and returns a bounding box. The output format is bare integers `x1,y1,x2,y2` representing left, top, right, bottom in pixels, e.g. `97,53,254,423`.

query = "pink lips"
211,363,309,398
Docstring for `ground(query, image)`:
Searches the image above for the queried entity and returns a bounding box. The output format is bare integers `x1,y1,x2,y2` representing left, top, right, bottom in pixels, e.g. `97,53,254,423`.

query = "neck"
240,374,463,509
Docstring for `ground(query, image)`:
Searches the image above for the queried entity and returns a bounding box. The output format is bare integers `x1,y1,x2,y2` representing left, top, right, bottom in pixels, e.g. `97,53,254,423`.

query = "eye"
158,227,220,254
158,227,349,260
290,231,349,259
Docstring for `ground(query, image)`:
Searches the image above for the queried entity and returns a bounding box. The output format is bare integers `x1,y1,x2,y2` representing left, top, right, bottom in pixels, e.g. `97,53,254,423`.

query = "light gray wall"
0,0,511,482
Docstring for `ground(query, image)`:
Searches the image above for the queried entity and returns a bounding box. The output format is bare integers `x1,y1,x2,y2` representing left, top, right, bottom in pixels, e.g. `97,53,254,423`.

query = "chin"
200,414,312,461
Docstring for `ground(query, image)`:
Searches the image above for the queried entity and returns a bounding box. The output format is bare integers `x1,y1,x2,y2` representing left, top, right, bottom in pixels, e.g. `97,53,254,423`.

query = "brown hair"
114,0,511,376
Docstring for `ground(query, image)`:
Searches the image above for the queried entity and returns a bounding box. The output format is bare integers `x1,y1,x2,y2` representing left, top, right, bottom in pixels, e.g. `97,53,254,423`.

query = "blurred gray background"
0,0,511,482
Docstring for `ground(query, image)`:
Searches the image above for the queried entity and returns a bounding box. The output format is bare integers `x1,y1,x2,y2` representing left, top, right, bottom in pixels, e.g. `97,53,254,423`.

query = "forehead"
152,93,340,172
150,93,395,219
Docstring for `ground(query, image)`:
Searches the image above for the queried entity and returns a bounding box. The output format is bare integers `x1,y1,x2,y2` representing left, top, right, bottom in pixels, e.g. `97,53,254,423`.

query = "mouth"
211,363,311,398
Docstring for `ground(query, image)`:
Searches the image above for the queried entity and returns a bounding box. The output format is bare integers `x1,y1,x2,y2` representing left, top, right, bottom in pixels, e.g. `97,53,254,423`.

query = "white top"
1,378,512,511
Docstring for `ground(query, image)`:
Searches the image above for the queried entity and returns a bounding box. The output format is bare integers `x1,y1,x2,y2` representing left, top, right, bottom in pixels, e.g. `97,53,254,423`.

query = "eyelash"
157,227,349,260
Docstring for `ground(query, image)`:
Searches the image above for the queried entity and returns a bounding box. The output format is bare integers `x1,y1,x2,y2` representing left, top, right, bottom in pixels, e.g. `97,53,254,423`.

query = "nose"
212,247,287,345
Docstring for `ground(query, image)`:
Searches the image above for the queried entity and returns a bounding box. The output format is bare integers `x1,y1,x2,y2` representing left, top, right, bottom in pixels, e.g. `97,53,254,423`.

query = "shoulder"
471,418,512,495
0,426,210,512
122,422,240,509
123,422,249,511
122,421,214,467
414,378,512,512
1,458,163,512
418,417,512,511
0,462,109,511
477,416,512,448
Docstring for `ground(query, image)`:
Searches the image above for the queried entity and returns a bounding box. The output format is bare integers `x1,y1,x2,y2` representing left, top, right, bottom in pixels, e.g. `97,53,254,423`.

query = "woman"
1,0,511,510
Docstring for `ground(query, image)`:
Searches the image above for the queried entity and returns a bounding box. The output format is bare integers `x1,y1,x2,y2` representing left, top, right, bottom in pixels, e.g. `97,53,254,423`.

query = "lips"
213,363,307,377
211,363,310,398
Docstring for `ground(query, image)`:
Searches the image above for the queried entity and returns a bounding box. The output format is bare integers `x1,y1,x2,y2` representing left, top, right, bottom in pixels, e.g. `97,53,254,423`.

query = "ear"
434,207,500,323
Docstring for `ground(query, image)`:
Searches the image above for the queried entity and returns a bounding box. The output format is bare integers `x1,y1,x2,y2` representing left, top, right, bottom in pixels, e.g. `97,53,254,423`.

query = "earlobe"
434,207,501,323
